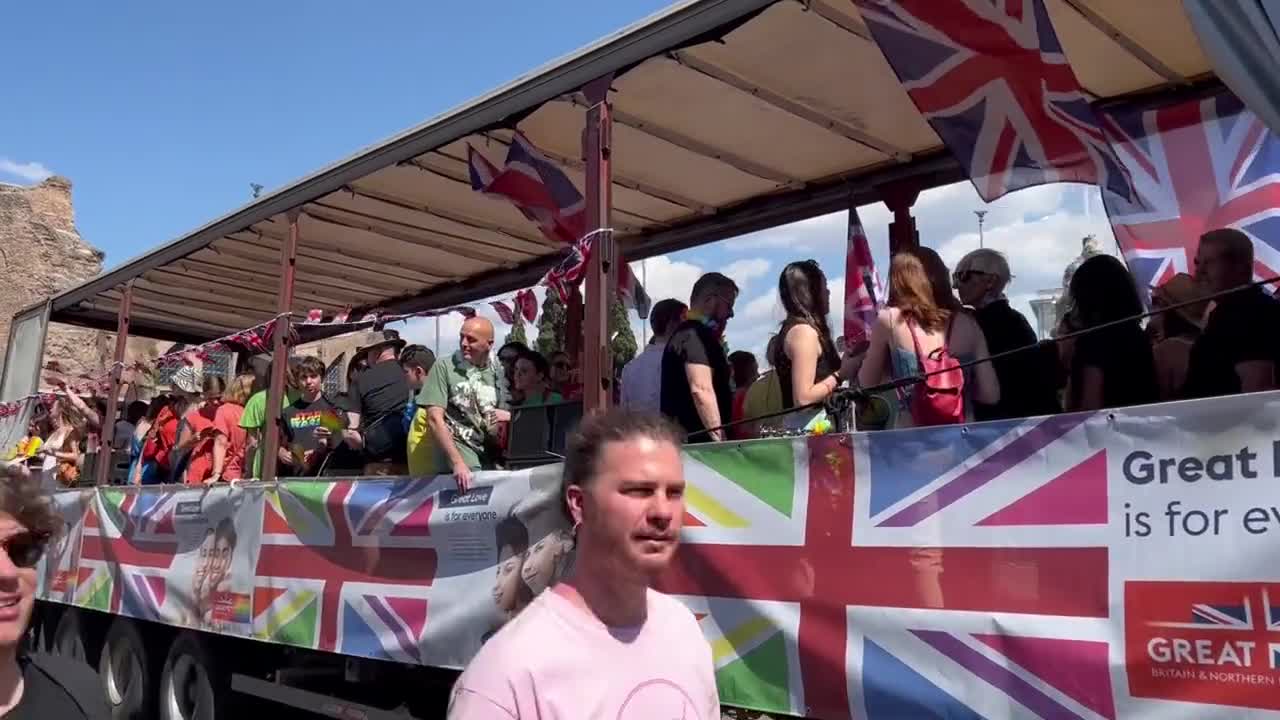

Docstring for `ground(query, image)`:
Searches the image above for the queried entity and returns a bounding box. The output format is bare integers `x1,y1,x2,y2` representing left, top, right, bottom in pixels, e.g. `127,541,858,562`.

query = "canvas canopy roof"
41,0,1214,342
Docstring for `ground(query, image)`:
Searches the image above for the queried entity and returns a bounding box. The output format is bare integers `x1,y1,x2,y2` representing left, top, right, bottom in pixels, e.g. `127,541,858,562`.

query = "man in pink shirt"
448,409,719,719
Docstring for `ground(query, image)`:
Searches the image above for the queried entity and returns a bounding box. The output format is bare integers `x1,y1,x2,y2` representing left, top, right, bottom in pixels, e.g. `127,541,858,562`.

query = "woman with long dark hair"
858,252,999,428
1064,255,1158,410
774,261,861,422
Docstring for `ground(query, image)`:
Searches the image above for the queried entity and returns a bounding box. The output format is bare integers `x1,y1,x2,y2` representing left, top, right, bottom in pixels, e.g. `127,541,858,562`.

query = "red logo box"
1126,581,1280,711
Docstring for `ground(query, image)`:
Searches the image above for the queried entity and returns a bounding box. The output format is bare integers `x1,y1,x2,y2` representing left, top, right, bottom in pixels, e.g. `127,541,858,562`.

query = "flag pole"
640,259,648,346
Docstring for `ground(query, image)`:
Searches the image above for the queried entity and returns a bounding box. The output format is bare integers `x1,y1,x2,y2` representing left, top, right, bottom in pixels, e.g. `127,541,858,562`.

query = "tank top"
777,318,841,410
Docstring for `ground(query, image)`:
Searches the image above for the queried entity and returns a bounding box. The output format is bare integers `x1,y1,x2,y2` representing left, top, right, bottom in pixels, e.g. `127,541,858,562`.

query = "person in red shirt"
142,366,202,482
209,374,254,482
182,376,228,485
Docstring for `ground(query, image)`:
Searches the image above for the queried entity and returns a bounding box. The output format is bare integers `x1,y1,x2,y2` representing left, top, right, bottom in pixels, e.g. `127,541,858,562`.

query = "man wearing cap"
339,330,412,475
419,317,508,490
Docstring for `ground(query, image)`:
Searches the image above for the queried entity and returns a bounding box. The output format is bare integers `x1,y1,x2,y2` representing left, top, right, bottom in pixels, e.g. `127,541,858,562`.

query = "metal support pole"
582,83,615,413
94,281,133,486
261,212,299,483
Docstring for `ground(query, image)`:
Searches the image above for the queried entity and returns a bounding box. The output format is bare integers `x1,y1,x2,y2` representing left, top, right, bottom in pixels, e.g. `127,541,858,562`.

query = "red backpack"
905,318,965,426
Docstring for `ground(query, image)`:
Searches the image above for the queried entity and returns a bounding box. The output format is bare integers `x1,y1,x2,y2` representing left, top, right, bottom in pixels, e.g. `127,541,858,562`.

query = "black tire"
159,633,233,720
99,618,157,720
52,608,95,665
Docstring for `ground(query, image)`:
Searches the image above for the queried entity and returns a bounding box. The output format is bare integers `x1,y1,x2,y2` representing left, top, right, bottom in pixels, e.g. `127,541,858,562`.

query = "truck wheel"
52,608,94,665
160,633,232,720
100,618,156,720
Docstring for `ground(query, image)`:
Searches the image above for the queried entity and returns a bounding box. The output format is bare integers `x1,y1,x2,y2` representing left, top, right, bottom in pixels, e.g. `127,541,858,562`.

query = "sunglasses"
952,270,989,283
1,532,47,569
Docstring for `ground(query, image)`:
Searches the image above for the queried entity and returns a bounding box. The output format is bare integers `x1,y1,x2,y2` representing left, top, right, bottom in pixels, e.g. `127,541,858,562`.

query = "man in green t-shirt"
239,360,300,479
419,317,508,490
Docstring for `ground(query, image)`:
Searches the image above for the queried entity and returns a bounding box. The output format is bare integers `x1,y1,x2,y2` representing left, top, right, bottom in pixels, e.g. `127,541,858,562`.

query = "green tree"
536,291,566,356
504,317,528,347
609,298,638,367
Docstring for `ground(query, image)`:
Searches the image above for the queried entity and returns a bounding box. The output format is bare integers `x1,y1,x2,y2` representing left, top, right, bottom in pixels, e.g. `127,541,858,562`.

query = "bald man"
419,316,510,490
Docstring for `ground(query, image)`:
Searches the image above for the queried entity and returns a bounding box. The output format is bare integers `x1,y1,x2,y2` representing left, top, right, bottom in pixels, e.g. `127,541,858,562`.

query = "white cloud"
0,157,53,183
399,181,1120,368
629,254,705,307
721,257,772,290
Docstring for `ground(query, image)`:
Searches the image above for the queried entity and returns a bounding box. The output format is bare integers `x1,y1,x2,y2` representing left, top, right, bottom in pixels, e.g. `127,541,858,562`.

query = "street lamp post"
974,210,988,248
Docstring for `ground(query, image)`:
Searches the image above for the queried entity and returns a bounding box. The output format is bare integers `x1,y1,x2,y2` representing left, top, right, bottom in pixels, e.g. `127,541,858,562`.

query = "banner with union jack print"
36,390,1280,717
1100,88,1280,303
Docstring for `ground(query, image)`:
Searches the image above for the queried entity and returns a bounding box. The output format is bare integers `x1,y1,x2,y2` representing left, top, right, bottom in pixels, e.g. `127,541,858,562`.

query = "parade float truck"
5,1,1277,718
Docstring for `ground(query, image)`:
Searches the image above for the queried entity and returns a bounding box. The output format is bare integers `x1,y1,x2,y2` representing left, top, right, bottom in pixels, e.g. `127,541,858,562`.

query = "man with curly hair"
0,464,105,717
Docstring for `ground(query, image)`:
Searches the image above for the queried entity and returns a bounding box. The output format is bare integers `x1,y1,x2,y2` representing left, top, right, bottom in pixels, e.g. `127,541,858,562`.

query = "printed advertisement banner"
37,391,1280,719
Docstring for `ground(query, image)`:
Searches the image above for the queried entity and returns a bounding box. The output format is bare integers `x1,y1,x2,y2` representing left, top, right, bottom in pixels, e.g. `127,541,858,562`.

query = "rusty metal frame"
260,212,299,484
94,282,133,486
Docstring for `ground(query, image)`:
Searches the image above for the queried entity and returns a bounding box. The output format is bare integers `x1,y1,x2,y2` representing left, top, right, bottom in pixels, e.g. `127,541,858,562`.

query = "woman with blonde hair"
209,373,254,482
858,252,999,428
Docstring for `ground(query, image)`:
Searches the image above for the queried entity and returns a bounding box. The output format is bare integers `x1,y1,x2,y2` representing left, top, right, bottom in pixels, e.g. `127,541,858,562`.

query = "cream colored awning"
47,0,1213,342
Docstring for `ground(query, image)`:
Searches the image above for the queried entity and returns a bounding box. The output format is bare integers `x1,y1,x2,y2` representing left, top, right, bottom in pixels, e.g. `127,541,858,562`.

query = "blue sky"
2,0,1117,362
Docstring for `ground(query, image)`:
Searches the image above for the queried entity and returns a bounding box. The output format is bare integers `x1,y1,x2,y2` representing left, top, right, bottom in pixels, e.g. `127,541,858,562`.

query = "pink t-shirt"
448,586,719,720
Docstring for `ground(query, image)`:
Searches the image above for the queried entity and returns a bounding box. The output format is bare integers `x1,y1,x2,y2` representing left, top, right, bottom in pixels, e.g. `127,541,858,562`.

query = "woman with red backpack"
858,252,1000,428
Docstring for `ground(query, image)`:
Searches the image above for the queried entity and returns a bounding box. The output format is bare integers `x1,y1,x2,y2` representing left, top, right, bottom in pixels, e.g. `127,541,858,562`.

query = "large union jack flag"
253,479,439,662
1100,90,1280,303
659,414,1112,719
853,0,1130,202
467,132,648,308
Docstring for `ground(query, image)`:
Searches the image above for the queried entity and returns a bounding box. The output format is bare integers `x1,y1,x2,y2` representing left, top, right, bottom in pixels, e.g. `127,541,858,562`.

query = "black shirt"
339,359,410,464
660,320,733,443
1184,288,1280,399
281,395,348,476
973,300,1062,421
1069,321,1158,411
776,319,840,411
10,653,107,719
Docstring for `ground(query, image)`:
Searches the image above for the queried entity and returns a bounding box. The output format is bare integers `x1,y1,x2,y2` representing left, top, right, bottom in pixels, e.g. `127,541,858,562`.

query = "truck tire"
160,632,233,720
52,608,95,665
99,618,156,720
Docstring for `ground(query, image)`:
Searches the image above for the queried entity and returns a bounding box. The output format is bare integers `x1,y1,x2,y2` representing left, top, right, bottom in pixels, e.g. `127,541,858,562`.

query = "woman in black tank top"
774,261,856,413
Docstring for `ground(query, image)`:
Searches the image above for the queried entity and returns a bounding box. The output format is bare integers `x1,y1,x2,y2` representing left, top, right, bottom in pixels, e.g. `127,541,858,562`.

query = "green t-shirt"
416,353,507,473
239,388,299,478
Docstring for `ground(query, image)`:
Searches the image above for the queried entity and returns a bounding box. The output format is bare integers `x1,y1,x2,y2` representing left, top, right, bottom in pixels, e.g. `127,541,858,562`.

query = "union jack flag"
76,488,181,624
1100,90,1280,303
467,132,648,308
660,413,1111,718
254,479,439,661
844,207,882,346
514,289,538,323
853,0,1131,202
540,233,594,303
489,300,515,326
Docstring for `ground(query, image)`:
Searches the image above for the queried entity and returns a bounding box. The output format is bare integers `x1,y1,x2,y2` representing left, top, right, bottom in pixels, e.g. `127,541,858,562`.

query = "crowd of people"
8,228,1278,487
618,227,1280,439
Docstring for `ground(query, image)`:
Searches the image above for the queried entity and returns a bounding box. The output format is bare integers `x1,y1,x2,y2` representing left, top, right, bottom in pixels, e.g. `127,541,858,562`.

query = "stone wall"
0,177,106,382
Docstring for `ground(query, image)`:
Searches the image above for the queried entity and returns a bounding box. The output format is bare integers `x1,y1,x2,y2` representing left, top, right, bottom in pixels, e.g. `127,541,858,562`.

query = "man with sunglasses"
0,464,106,718
953,249,1060,420
660,272,739,443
